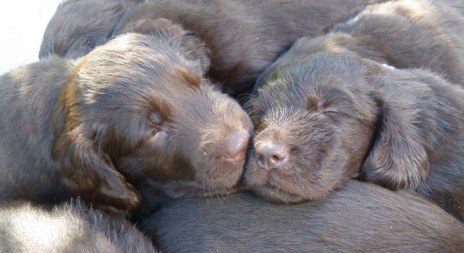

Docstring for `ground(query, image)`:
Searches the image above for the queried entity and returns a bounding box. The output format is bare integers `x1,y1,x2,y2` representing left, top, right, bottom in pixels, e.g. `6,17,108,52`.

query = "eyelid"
149,112,162,124
324,110,351,118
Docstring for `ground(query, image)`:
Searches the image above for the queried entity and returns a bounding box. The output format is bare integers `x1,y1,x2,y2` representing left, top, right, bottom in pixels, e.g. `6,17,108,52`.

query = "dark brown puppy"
39,0,379,97
258,0,464,88
0,200,157,253
39,0,142,59
245,52,464,221
141,180,464,253
0,33,252,211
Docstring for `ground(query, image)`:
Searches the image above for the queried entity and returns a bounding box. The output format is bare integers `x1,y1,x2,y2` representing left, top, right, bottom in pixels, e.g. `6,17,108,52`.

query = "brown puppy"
39,0,379,97
258,0,464,88
0,200,157,253
141,180,464,253
0,33,252,212
245,52,464,221
39,0,142,59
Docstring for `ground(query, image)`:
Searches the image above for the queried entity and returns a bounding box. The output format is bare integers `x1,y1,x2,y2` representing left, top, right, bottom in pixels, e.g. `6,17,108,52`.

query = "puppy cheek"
149,130,168,148
243,158,268,188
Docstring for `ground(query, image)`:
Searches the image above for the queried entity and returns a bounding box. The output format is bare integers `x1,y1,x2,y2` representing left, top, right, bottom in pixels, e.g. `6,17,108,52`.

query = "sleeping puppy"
141,180,464,253
0,200,157,253
245,51,464,221
38,0,143,59
257,0,464,88
39,0,379,97
0,33,252,212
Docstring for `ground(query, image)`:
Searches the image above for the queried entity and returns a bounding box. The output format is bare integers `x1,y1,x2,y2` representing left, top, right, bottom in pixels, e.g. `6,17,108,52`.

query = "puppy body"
0,57,74,204
246,52,464,220
0,33,253,211
40,0,378,97
259,0,464,87
0,200,157,253
142,180,464,253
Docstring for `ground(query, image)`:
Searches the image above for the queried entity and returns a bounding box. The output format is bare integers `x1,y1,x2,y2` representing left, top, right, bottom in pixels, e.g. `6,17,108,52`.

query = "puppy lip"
252,184,306,204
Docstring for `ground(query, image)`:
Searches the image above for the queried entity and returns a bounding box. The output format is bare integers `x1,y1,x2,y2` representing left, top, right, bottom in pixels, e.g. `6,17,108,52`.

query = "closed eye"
324,110,351,119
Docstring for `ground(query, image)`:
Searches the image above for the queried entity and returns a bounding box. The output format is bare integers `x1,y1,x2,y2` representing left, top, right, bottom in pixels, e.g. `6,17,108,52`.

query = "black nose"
255,142,288,171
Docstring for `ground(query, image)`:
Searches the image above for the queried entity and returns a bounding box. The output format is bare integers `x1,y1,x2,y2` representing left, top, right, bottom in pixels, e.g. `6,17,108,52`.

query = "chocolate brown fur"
39,0,142,59
259,0,464,87
39,0,379,97
246,52,464,221
141,180,464,253
0,33,252,211
0,200,157,253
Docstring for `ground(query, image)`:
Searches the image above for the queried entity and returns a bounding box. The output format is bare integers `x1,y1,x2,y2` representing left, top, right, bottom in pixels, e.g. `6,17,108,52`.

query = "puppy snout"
225,128,250,160
255,142,288,171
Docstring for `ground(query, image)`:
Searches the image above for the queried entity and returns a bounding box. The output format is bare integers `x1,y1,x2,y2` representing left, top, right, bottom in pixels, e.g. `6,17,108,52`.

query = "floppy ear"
360,65,430,190
54,131,141,211
52,87,141,211
117,17,211,75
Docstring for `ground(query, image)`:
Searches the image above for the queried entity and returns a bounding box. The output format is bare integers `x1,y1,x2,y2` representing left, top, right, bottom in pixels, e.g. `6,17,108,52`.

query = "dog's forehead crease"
258,54,371,116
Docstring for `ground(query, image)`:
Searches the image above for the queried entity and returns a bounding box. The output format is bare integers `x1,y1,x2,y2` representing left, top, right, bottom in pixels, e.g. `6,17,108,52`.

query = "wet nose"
255,142,288,171
225,129,250,160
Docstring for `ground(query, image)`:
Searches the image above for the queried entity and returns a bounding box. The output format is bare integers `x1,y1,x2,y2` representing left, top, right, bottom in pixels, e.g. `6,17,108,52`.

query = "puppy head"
115,17,211,73
53,34,252,210
39,0,141,59
245,53,377,203
114,7,212,75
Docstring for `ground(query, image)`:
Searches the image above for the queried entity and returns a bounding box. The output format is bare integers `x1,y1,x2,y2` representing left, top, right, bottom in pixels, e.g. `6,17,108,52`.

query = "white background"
0,1,62,74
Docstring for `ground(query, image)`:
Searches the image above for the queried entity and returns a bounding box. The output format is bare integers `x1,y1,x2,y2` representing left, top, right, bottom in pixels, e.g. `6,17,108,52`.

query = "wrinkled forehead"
262,54,366,95
251,53,375,125
73,34,203,101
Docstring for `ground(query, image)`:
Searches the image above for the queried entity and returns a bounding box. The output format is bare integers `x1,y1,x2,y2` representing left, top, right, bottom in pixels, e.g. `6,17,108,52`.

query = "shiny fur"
246,52,464,221
142,180,464,252
0,33,252,211
39,0,379,97
0,200,157,253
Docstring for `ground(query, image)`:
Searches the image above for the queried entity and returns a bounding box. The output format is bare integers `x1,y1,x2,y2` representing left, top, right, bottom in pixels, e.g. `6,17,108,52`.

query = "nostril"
255,142,288,171
225,128,250,159
256,155,266,169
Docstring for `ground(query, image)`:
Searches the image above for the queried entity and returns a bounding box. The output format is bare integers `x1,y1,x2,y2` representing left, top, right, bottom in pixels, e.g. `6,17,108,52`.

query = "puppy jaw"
245,109,372,204
97,86,251,200
160,84,253,197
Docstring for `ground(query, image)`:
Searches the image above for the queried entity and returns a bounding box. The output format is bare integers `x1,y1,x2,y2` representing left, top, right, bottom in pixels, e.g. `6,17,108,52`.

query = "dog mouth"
157,178,240,199
248,184,307,204
244,161,330,204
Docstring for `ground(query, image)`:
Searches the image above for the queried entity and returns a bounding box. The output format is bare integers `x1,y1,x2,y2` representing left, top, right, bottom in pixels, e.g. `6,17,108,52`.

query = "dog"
39,0,379,97
257,0,464,89
0,33,252,212
141,180,464,252
0,200,157,253
245,51,464,221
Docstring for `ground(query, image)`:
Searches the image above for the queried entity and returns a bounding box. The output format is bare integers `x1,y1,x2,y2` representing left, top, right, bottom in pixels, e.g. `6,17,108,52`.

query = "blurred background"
0,1,62,74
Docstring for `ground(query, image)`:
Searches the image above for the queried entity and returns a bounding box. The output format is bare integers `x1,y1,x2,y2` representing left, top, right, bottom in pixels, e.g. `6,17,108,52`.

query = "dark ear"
360,65,430,190
116,17,211,75
54,129,141,211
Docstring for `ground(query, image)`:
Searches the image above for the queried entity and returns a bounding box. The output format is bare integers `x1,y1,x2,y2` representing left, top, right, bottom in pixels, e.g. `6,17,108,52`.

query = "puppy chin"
250,185,307,204
245,161,334,204
157,180,239,199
